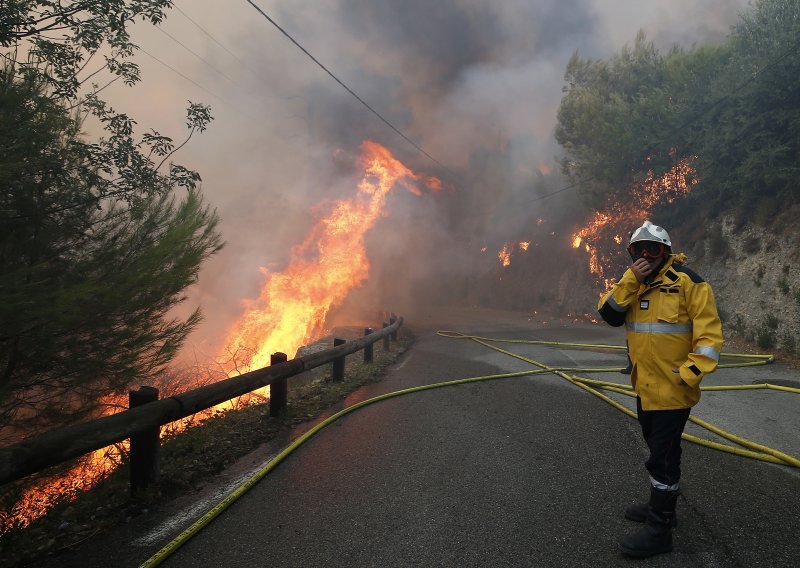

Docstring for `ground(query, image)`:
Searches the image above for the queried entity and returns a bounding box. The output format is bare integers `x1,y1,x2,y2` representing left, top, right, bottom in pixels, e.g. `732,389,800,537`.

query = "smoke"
103,0,749,358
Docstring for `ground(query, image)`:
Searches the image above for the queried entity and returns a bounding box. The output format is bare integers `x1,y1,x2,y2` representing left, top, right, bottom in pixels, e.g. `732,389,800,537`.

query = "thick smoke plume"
106,0,748,359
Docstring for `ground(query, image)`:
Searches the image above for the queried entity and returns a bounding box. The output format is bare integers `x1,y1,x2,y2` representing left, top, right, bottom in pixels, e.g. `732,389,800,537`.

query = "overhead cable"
137,45,230,108
155,25,238,85
243,0,453,175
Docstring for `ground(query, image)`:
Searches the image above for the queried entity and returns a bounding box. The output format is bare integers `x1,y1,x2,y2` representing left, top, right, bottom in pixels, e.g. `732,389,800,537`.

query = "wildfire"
571,155,697,290
497,240,530,268
498,242,512,267
1,140,440,535
220,140,440,373
1,392,128,534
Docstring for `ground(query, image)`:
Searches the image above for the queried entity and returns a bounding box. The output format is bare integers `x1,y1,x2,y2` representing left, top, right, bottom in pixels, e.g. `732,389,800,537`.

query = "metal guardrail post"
332,338,346,381
129,386,160,495
364,328,374,363
0,314,404,487
269,352,288,417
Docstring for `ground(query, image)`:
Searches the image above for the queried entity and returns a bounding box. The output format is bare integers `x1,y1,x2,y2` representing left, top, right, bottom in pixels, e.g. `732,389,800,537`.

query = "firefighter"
597,221,723,558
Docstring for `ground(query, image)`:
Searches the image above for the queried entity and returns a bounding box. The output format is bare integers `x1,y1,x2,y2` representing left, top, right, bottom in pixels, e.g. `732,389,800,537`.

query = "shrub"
754,264,765,286
764,314,780,330
708,224,728,258
781,331,797,356
744,236,762,254
727,314,746,335
756,325,776,349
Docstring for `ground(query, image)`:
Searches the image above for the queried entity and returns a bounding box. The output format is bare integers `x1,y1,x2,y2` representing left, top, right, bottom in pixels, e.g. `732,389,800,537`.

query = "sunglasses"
628,241,666,260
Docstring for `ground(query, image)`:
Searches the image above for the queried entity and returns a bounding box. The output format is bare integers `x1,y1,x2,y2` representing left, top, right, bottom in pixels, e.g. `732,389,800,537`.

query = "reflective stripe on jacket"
597,253,723,411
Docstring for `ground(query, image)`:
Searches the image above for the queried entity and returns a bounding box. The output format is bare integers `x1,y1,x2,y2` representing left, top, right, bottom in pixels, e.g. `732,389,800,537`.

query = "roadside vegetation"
0,329,412,568
555,0,800,226
0,1,221,440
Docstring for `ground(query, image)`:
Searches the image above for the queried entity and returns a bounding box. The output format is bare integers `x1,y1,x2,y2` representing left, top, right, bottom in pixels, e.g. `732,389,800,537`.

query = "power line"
154,25,238,86
137,45,230,108
243,0,454,176
173,3,248,68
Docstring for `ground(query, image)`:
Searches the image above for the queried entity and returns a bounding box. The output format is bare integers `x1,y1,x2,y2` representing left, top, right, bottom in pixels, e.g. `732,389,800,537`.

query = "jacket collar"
646,253,687,289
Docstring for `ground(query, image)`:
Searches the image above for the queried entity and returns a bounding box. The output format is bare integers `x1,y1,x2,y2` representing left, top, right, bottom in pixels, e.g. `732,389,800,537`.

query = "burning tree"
556,0,800,221
0,2,222,439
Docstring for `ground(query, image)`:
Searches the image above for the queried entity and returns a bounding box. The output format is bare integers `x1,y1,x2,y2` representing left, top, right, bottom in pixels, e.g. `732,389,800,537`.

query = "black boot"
625,501,678,527
619,487,678,557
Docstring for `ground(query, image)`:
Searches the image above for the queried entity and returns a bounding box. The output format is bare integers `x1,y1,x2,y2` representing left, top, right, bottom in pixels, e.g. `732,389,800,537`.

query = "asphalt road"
42,307,800,568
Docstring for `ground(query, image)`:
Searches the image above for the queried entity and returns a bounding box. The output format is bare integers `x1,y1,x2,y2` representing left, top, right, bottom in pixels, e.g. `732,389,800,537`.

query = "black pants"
636,397,691,487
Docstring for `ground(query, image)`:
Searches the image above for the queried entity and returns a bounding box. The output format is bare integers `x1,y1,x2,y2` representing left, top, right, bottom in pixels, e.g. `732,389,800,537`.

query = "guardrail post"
333,338,346,381
383,321,390,351
390,314,398,341
129,386,160,495
270,352,288,417
364,328,374,363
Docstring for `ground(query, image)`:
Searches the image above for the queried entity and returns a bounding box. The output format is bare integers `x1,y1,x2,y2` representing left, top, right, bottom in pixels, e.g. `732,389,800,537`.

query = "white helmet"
629,221,671,247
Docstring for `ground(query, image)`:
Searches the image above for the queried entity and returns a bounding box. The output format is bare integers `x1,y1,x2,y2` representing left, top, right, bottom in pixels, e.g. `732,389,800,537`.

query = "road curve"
42,308,800,568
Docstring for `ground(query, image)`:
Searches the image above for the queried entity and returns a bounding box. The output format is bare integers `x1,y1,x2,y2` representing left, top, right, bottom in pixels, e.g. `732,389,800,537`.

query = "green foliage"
0,3,223,436
555,31,676,203
555,0,800,219
0,1,171,99
0,71,223,434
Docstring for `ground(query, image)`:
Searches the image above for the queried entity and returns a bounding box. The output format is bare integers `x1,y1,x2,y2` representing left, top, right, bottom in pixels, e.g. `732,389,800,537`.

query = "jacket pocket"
657,288,680,323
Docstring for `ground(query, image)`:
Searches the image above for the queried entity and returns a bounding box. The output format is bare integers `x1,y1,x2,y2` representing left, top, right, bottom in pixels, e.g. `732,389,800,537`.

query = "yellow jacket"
598,253,723,410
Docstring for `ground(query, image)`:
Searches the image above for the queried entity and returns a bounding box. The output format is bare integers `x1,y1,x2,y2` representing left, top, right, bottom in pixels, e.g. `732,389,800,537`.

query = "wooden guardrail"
0,316,403,488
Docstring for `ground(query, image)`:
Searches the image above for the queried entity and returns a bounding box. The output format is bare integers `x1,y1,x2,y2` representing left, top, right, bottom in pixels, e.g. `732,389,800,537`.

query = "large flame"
221,140,440,373
1,140,440,534
572,155,697,290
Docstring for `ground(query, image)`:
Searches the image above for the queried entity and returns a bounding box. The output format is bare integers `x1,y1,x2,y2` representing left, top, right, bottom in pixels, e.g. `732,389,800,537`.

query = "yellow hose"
140,330,796,568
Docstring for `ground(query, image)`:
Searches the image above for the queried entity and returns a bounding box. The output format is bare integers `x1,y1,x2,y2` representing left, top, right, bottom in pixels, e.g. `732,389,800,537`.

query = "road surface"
42,307,800,568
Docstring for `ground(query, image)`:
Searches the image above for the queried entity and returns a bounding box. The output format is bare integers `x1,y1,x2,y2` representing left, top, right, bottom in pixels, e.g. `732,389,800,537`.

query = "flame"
221,140,438,373
1,140,440,534
1,391,129,533
497,240,531,268
538,161,551,176
571,155,697,291
498,242,512,267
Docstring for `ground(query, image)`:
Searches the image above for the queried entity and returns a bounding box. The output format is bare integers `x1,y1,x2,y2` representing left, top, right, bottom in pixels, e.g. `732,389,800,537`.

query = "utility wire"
174,3,248,67
154,25,238,85
137,45,230,108
243,0,454,176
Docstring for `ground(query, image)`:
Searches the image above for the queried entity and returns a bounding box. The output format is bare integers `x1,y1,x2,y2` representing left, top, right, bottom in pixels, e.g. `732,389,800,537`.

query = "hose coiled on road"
140,331,797,567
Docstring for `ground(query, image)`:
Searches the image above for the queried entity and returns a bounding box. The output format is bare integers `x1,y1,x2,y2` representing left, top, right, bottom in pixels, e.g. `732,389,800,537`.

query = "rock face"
556,216,799,354
685,217,800,353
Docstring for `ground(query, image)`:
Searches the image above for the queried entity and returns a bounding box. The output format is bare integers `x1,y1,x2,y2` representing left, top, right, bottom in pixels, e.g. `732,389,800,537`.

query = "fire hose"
140,332,798,568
